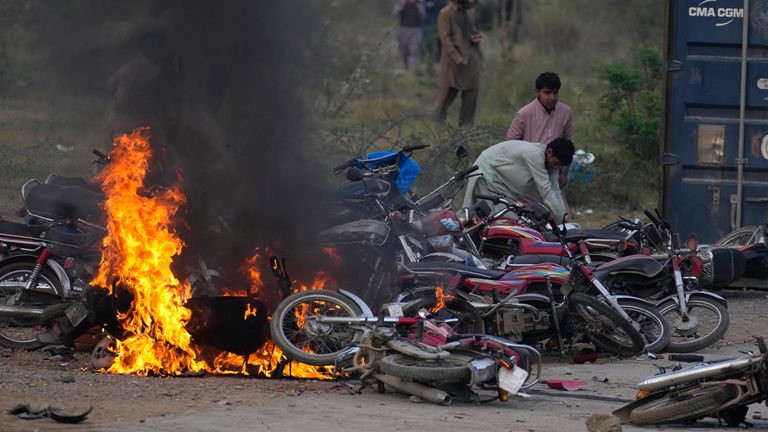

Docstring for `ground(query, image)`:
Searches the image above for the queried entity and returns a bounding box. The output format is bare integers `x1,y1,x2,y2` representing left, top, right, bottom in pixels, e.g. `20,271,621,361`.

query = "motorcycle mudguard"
0,254,70,298
612,295,657,308
514,292,551,304
338,288,375,317
657,291,728,309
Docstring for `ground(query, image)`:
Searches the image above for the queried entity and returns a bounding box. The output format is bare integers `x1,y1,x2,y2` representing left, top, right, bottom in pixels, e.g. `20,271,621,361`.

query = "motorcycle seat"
404,261,507,279
0,219,46,239
542,229,628,243
24,183,104,224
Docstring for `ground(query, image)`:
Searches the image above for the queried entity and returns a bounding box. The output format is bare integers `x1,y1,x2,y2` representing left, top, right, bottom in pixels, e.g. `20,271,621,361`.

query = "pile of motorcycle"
268,145,738,404
0,150,109,349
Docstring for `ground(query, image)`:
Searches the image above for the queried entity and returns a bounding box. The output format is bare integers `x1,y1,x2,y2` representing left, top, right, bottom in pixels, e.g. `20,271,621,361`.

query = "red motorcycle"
394,216,667,355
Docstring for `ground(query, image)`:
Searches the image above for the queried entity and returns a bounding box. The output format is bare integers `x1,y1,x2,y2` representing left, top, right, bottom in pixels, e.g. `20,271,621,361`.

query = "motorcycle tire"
378,352,475,384
629,384,735,425
658,297,729,353
0,261,63,298
269,290,363,366
569,292,645,355
616,298,671,353
0,262,65,350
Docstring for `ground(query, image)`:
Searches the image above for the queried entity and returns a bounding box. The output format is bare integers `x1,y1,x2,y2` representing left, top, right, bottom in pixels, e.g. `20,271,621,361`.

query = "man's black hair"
546,138,575,165
535,72,561,91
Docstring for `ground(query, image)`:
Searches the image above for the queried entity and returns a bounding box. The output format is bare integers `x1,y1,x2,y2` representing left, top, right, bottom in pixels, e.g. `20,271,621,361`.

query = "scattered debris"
55,144,75,153
543,380,588,391
409,395,422,403
573,349,598,364
56,374,75,383
0,347,14,357
668,354,704,363
9,404,92,424
592,376,609,383
585,413,622,432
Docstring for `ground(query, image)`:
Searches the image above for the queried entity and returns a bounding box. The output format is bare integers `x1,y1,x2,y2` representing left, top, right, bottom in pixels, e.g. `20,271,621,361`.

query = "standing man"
506,71,573,192
462,138,575,222
435,0,482,126
393,0,426,70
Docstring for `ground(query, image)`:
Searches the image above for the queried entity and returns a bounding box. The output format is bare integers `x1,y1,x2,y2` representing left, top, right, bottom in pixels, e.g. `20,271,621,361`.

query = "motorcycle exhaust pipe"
0,304,45,321
374,373,452,406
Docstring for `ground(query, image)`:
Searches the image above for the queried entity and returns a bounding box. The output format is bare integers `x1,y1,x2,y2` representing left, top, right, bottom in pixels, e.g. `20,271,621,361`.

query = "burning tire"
270,290,363,366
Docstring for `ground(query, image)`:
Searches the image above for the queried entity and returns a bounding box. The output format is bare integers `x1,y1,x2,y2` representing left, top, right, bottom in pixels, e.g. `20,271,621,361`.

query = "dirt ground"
1,289,767,432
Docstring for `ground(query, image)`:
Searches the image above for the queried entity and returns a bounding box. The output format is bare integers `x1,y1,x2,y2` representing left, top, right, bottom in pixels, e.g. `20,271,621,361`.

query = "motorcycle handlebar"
455,165,479,180
644,209,662,228
617,221,637,230
475,194,501,204
92,149,109,161
402,144,429,153
333,159,356,174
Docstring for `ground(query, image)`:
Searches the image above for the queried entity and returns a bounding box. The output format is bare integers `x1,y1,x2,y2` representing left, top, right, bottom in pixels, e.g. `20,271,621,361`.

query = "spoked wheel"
658,297,729,353
617,298,671,353
0,263,63,350
269,290,363,366
378,352,476,384
629,384,735,425
569,292,645,355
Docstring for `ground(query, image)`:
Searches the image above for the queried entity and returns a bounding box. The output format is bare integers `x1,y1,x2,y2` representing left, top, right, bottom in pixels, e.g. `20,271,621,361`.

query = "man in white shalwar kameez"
462,138,575,222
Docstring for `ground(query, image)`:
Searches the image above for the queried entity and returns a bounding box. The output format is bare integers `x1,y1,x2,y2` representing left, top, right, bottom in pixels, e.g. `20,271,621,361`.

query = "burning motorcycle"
269,288,541,404
614,337,768,426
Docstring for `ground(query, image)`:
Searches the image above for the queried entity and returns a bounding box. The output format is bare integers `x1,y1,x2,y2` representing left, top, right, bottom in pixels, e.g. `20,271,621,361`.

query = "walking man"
435,0,482,126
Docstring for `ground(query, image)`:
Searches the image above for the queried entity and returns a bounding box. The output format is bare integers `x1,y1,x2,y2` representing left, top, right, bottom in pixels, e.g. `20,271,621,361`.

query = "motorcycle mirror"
455,145,469,160
346,167,364,182
661,153,680,166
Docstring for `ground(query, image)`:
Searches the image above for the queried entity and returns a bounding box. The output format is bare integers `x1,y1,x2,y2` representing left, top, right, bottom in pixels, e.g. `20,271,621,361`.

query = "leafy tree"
598,45,662,161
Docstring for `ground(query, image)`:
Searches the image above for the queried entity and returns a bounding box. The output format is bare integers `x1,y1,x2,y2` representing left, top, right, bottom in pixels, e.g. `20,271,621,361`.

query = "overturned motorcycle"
269,288,541,404
614,337,768,426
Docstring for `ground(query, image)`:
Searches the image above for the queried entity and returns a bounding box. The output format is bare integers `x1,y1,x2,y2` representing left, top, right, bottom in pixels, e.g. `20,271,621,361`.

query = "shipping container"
662,0,768,243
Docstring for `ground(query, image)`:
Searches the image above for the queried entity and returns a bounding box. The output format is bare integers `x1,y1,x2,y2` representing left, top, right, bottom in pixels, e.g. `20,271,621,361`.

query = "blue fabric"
354,150,420,194
356,151,399,170
396,157,420,194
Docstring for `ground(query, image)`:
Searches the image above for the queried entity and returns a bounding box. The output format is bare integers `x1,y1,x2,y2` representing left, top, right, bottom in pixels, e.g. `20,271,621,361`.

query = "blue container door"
663,0,768,243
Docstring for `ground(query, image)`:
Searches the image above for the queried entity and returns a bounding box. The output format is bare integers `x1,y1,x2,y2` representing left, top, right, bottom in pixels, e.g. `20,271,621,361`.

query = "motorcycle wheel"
629,384,735,425
378,352,475,384
0,262,64,350
617,298,671,353
269,290,363,366
658,297,729,353
569,292,645,355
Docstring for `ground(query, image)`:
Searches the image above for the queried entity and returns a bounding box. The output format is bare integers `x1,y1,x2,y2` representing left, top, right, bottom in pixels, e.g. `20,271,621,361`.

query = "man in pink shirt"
506,71,572,192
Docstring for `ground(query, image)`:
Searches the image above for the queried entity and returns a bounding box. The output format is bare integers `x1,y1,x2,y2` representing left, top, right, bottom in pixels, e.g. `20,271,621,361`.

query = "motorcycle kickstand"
545,276,566,359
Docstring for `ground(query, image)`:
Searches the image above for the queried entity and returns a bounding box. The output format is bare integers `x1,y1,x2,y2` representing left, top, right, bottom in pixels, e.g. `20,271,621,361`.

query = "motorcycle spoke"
279,299,355,356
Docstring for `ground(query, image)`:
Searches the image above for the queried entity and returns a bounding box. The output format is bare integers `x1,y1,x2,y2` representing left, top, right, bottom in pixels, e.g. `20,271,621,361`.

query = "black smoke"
25,1,336,304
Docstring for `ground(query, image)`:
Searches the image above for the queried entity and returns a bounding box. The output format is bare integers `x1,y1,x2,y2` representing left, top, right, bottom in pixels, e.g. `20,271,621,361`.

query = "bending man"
462,138,575,222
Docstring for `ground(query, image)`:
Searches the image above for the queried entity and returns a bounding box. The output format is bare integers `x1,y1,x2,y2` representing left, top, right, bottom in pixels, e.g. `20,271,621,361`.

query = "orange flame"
93,131,341,378
429,286,453,313
92,128,203,376
243,303,258,320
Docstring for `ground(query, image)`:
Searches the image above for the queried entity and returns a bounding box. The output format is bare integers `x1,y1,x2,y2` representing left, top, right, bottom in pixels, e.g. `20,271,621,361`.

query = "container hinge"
735,158,748,166
666,60,683,72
